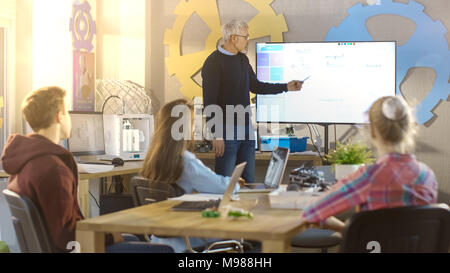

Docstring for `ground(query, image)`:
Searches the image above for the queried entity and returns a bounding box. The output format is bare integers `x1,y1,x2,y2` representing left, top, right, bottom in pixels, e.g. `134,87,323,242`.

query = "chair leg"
204,240,244,253
185,237,244,253
184,237,199,253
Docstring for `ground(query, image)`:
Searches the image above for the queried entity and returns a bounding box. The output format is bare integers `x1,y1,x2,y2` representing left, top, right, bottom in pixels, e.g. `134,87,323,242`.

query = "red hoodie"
2,134,84,252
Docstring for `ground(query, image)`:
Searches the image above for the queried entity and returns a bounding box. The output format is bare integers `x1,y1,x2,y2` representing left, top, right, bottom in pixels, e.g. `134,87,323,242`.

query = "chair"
340,203,450,253
129,176,244,253
291,228,342,253
2,189,56,253
130,176,184,207
3,188,175,253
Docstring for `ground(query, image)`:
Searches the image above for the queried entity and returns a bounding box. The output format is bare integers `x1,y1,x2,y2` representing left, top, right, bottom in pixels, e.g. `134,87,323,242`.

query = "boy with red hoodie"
2,86,172,253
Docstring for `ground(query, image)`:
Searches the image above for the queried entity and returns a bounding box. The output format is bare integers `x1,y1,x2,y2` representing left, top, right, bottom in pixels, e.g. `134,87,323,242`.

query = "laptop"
171,162,247,211
238,147,290,193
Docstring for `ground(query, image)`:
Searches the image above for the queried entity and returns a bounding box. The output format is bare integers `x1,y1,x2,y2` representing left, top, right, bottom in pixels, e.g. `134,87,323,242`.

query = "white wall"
97,0,145,85
32,0,74,109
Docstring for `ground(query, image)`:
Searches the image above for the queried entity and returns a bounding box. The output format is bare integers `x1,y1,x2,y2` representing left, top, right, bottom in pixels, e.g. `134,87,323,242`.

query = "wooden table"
2,152,321,217
0,161,142,180
76,193,306,253
77,161,144,218
1,161,144,218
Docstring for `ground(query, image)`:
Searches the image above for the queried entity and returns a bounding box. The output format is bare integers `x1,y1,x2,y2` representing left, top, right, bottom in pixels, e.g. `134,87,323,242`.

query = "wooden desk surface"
78,161,143,180
0,171,8,178
3,152,320,219
76,193,306,253
0,161,143,180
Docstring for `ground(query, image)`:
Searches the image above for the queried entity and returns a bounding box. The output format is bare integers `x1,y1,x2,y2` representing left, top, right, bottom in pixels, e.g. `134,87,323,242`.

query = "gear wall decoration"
70,1,96,53
164,0,288,98
325,0,450,125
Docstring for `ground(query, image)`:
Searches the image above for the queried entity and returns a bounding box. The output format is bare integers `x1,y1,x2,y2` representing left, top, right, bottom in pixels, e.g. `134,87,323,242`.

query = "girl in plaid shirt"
302,96,438,232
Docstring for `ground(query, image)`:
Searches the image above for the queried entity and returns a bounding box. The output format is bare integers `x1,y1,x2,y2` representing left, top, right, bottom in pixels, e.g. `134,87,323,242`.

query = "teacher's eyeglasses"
234,34,250,40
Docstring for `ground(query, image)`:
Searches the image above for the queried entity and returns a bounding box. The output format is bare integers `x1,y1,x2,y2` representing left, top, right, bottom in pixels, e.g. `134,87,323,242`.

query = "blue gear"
325,0,450,124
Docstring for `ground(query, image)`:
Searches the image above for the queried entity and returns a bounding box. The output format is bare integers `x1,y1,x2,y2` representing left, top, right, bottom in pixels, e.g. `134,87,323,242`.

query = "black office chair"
129,177,183,242
129,176,244,253
291,228,342,253
291,208,357,253
130,176,184,207
2,189,57,253
340,203,450,253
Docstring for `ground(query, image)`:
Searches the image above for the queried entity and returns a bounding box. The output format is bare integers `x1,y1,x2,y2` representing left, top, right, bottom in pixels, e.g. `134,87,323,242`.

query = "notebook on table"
171,162,247,211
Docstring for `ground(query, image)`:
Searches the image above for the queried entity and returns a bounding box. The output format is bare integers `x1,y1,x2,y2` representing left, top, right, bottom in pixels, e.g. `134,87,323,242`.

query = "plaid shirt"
302,153,438,223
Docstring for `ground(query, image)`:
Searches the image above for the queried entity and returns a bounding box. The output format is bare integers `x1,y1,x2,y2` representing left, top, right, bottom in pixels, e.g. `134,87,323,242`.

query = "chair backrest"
341,203,450,253
129,176,184,207
2,189,55,253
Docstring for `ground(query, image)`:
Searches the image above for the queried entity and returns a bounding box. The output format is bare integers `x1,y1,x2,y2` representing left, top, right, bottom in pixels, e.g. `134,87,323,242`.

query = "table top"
0,157,144,180
77,161,143,180
76,193,306,241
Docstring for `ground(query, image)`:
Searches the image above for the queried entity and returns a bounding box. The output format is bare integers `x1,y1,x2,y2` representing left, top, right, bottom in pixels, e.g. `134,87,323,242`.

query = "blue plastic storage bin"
260,136,308,152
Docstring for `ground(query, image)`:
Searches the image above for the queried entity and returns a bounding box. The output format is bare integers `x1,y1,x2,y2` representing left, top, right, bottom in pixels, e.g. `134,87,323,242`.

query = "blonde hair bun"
381,96,407,121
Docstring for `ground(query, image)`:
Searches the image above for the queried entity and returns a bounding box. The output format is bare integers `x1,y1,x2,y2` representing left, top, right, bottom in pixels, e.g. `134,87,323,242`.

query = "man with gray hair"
202,19,303,183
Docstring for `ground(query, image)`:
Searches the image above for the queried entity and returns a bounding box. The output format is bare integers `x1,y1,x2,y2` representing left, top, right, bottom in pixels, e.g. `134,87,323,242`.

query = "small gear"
325,0,450,124
70,1,96,53
164,0,288,98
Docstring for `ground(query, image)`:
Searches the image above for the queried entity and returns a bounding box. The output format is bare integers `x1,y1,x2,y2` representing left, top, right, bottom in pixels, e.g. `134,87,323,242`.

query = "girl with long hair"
141,99,240,252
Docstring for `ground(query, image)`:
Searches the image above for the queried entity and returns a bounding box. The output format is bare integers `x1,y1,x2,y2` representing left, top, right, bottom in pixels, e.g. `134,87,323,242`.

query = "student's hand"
238,178,246,188
287,80,303,91
212,139,225,157
323,216,345,234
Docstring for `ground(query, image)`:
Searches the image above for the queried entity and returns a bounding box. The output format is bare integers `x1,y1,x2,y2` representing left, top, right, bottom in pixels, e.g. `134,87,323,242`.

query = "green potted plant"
0,241,10,253
326,140,375,180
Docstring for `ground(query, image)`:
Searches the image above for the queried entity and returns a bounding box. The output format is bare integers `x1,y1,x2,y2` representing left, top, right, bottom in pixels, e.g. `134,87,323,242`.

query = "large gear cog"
325,0,450,125
70,1,96,53
164,0,288,98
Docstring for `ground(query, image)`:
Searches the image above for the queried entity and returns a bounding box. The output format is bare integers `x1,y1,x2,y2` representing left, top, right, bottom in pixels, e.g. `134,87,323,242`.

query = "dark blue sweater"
202,50,287,130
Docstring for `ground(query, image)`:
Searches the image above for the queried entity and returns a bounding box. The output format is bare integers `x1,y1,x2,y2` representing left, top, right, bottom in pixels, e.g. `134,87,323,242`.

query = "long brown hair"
140,99,193,185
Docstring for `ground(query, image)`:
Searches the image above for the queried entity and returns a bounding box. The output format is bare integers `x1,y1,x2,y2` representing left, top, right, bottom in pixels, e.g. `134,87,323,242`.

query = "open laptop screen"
264,147,289,188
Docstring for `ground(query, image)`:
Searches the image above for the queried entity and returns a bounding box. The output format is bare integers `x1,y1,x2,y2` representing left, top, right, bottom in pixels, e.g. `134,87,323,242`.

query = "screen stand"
317,124,331,155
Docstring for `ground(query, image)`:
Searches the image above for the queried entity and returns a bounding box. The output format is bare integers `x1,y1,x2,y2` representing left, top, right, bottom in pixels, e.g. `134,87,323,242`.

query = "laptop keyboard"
172,199,221,211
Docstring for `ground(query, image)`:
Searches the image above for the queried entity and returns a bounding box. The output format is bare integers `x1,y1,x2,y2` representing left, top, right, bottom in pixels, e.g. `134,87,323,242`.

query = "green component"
0,241,10,253
228,211,253,219
202,210,221,218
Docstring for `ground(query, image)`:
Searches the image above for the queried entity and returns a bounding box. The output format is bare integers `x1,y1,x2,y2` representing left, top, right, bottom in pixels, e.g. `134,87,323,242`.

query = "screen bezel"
255,41,397,125
264,146,290,188
67,111,106,156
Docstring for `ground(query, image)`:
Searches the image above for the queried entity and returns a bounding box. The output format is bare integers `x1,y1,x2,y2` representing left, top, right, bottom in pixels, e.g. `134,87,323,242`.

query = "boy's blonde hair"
21,86,67,132
369,96,417,152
